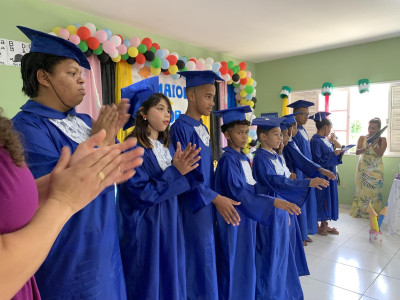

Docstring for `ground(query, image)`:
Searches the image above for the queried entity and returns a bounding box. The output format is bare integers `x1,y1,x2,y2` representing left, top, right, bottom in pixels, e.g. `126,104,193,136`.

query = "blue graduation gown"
310,135,342,221
214,147,277,300
253,148,310,278
292,126,318,235
283,139,320,240
117,141,203,299
170,114,219,300
12,100,126,299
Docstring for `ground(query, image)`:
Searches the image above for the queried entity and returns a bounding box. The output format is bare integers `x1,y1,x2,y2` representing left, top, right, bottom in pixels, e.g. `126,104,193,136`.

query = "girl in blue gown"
117,79,203,300
309,112,343,235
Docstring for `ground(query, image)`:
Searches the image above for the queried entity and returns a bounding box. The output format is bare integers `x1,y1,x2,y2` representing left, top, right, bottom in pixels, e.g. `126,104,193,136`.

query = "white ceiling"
46,0,400,63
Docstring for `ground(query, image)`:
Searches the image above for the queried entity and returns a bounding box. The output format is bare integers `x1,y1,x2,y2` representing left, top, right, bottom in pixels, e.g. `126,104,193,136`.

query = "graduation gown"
214,147,277,300
253,148,310,277
12,100,126,299
170,114,219,300
292,125,318,235
283,139,321,240
310,135,342,221
117,139,203,299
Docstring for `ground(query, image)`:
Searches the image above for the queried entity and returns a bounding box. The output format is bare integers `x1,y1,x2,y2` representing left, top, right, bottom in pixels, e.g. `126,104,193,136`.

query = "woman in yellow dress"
351,118,387,218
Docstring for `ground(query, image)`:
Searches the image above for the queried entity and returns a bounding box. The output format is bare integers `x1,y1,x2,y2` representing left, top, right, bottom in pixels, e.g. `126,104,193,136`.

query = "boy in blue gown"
12,27,128,299
309,112,342,235
213,106,301,300
116,77,204,299
282,112,336,244
170,71,242,300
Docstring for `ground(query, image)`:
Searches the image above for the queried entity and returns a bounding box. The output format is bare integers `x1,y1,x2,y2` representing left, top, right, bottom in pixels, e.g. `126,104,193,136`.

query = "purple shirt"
0,147,41,300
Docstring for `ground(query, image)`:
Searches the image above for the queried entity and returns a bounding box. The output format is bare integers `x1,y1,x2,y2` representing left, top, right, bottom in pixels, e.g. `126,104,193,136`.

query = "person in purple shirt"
0,109,143,300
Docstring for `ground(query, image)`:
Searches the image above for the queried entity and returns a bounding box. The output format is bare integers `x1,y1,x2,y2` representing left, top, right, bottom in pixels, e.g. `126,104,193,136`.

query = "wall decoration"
358,79,370,93
280,86,291,116
321,82,333,112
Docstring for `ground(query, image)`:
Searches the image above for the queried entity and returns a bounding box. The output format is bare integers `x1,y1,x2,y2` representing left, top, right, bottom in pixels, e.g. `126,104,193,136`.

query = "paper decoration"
358,79,370,93
321,82,333,112
0,38,31,67
280,86,291,116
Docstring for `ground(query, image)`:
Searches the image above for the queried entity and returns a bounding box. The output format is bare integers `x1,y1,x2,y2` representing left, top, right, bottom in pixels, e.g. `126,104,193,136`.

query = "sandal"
303,240,308,246
306,237,313,243
327,227,339,235
318,228,328,236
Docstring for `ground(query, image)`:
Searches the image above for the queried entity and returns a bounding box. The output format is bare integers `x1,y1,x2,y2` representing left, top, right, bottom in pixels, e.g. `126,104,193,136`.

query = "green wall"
255,38,400,206
0,0,255,118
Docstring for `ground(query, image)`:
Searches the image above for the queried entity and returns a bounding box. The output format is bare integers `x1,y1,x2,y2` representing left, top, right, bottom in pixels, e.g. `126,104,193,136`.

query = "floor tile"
342,233,400,257
304,239,340,258
300,276,361,300
325,246,391,273
308,258,379,294
364,275,400,300
304,253,323,267
382,257,400,279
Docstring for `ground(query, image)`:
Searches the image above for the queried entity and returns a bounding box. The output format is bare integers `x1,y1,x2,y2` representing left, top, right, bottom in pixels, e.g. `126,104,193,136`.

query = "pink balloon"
69,34,80,45
58,28,70,40
110,35,122,47
196,62,205,71
95,30,108,43
235,93,241,100
246,71,252,78
163,49,169,58
130,36,141,48
134,63,145,70
103,40,116,55
117,44,127,55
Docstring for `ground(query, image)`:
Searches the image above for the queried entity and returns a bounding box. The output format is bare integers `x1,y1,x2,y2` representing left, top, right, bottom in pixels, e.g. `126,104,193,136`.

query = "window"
289,82,400,156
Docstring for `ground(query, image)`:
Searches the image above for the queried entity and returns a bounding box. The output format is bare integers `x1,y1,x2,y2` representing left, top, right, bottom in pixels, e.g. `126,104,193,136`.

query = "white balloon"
84,23,96,37
170,52,179,59
234,87,240,93
110,35,122,47
205,57,214,65
110,49,119,58
163,49,169,57
48,32,57,36
186,61,196,71
197,58,205,65
204,64,212,70
240,84,246,90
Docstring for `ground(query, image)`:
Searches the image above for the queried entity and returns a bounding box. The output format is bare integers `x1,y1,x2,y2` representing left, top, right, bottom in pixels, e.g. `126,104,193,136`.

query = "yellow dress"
350,137,384,218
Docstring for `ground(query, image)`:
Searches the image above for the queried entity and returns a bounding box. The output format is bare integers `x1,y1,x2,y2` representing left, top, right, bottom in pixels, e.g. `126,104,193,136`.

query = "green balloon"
121,53,129,60
227,60,235,69
150,46,156,53
78,41,88,52
137,44,147,54
245,85,255,94
233,65,240,74
93,44,103,55
233,83,240,88
181,67,187,71
151,57,162,68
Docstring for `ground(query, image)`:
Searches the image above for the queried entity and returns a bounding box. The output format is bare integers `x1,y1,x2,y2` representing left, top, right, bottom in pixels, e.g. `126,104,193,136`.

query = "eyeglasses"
300,113,309,117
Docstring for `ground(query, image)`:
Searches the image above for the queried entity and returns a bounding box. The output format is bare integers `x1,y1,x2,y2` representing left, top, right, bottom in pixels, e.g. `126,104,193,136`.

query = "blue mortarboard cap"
280,119,292,130
286,100,314,109
178,70,224,88
283,112,301,125
309,111,331,122
17,26,90,70
121,77,160,129
251,117,286,130
213,105,252,125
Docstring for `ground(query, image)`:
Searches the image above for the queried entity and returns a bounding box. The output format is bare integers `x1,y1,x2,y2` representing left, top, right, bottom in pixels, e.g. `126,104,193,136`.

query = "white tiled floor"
301,207,400,300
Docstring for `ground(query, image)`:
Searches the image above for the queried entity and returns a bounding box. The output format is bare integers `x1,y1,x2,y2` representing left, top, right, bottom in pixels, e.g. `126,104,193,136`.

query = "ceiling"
46,0,400,63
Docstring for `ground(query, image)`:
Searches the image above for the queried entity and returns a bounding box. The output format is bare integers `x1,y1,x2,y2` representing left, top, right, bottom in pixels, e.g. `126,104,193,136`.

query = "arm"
372,137,387,157
356,136,368,155
311,139,341,168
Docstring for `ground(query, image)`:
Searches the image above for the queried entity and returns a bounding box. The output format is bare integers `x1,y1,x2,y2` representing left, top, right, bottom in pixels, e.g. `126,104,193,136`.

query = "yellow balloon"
168,65,178,75
112,54,121,63
227,80,233,85
150,66,161,75
248,100,255,108
66,25,77,35
238,70,246,79
240,99,247,106
242,148,250,154
128,47,139,57
240,90,247,97
247,137,252,144
52,27,61,34
247,78,254,86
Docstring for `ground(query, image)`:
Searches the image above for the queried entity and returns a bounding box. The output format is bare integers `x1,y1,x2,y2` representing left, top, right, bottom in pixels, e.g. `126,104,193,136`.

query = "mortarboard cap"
280,119,292,130
309,111,331,122
251,117,285,130
286,100,314,109
213,105,252,125
283,112,301,125
178,70,224,88
121,77,160,129
17,26,90,70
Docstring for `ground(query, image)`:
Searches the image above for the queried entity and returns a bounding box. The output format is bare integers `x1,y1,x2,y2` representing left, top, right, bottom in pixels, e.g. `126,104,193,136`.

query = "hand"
91,105,118,146
334,149,342,155
309,177,329,190
172,142,201,175
289,173,297,180
212,195,241,226
319,168,336,180
48,145,130,214
115,98,130,133
273,198,301,215
69,131,144,184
